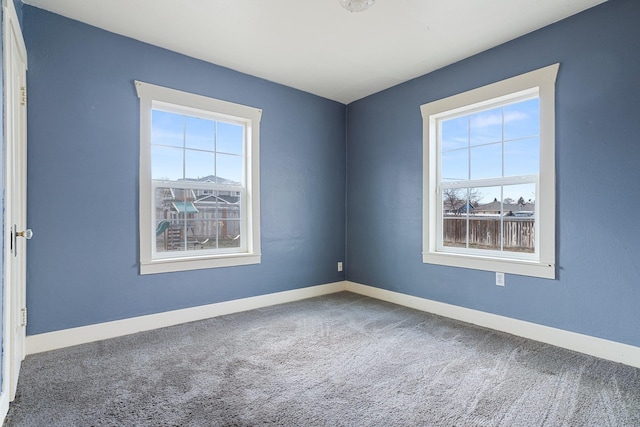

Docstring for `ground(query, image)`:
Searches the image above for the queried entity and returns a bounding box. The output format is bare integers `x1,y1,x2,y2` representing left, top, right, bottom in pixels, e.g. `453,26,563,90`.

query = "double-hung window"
421,64,558,279
136,81,262,274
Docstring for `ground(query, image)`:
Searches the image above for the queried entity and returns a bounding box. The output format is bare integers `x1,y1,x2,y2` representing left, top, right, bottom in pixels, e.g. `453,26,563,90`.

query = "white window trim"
421,64,559,279
135,81,262,274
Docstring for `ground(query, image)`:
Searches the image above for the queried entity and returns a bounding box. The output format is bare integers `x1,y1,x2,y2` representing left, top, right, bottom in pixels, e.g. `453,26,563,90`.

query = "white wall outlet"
337,262,343,272
496,272,505,286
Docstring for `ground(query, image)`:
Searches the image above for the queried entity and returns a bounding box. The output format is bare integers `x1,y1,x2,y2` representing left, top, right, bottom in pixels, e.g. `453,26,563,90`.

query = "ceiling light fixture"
340,0,375,13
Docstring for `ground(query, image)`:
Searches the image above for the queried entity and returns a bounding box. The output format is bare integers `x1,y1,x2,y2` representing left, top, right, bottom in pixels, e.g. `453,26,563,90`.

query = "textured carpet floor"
4,292,640,426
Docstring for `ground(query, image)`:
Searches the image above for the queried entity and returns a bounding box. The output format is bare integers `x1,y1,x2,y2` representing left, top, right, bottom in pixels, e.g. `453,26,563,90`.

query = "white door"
3,0,29,402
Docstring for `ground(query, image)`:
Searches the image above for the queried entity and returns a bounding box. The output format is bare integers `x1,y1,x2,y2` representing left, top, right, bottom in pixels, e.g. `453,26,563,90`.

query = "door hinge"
21,308,27,327
20,86,26,106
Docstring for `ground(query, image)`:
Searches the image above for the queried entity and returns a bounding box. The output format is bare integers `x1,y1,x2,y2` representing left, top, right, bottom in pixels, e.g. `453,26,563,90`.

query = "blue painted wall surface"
346,0,640,346
12,0,21,28
23,7,346,334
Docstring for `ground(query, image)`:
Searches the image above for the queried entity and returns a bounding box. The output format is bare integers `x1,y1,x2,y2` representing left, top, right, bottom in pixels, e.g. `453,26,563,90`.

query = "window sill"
140,253,261,275
423,251,555,279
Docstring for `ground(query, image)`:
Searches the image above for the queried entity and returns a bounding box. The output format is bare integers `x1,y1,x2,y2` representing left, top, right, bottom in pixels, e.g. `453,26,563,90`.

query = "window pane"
155,187,174,232
442,188,468,248
225,205,241,219
217,122,244,155
470,143,502,180
469,106,503,146
504,98,539,141
502,183,535,253
154,186,187,253
185,220,216,252
442,215,467,248
470,186,502,251
218,200,241,220
185,149,214,181
218,220,242,248
442,188,464,215
216,153,243,185
155,186,185,221
502,183,535,217
153,186,243,253
474,187,502,212
441,116,469,152
504,137,539,177
155,219,186,253
442,149,468,182
152,110,184,148
503,215,535,253
191,218,217,241
192,190,218,219
185,116,215,151
152,146,183,181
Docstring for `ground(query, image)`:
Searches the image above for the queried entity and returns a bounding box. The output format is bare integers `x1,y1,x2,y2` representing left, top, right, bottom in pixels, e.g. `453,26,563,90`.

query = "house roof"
181,176,240,186
476,200,535,212
23,0,607,104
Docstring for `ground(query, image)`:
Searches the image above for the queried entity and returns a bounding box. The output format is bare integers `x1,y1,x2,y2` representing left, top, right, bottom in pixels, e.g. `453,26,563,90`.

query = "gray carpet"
4,292,640,426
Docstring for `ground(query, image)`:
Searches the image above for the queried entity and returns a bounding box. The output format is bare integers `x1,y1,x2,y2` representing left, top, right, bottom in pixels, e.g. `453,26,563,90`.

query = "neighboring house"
443,201,475,215
155,176,242,249
474,199,535,216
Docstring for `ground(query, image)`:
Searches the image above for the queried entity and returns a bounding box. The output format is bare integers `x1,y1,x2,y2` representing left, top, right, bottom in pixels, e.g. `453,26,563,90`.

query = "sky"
151,109,244,185
150,97,540,206
440,97,539,205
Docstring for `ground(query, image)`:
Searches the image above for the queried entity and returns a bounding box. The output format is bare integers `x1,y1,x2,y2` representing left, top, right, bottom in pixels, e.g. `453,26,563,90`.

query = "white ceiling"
23,0,607,104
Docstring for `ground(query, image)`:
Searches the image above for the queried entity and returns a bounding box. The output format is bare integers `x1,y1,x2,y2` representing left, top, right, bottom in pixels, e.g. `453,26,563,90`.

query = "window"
136,81,261,274
421,64,558,279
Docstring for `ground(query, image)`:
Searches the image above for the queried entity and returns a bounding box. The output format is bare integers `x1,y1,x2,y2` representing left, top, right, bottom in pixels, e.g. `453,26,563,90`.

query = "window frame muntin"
421,64,558,279
436,177,540,261
150,180,247,260
136,81,262,274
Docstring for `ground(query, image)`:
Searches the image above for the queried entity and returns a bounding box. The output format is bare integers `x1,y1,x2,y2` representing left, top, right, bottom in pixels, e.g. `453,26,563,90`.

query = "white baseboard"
0,390,8,426
26,281,348,355
346,281,640,369
25,279,640,370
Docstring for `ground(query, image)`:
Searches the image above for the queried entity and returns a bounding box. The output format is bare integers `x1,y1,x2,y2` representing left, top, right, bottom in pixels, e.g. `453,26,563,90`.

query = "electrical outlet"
496,272,505,286
337,262,343,272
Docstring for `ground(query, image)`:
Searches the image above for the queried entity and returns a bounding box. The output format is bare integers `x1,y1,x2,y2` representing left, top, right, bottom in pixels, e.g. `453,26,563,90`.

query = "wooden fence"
443,216,534,252
156,204,241,251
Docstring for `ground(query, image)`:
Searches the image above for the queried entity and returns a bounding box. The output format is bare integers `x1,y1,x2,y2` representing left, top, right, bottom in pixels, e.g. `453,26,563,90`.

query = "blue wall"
346,0,640,347
23,6,346,334
12,0,21,28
